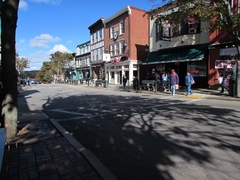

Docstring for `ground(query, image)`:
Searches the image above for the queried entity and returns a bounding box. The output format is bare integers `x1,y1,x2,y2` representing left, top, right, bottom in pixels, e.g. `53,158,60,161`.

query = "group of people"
161,69,195,96
122,69,195,96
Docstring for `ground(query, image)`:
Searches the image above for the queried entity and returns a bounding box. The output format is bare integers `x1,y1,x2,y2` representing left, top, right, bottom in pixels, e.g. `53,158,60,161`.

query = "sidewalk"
82,83,240,101
0,96,117,180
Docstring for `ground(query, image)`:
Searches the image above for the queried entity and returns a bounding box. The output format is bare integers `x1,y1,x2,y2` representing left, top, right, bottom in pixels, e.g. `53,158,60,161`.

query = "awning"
143,45,208,65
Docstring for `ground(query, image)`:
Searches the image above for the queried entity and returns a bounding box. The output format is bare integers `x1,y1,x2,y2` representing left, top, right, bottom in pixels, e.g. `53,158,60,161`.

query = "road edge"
50,118,117,180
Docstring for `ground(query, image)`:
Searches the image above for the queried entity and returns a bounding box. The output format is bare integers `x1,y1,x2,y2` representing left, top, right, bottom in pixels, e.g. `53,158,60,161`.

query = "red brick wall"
104,7,148,61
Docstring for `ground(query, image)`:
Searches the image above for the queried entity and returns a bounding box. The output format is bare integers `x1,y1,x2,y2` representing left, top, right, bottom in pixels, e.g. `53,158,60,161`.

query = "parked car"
35,80,41,84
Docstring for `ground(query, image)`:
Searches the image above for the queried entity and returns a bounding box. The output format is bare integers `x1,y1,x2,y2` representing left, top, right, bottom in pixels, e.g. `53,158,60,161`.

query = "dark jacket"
169,72,179,85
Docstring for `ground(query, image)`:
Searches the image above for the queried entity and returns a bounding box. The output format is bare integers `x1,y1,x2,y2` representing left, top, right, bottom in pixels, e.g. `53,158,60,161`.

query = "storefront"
142,44,209,87
104,56,140,86
209,43,238,86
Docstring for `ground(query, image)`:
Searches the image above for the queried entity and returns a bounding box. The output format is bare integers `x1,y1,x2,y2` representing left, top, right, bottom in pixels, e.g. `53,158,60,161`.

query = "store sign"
215,60,238,69
219,47,238,56
188,61,207,77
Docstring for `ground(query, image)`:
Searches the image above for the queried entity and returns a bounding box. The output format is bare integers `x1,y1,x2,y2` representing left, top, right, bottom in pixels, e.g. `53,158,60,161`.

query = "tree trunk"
1,0,20,143
237,46,240,98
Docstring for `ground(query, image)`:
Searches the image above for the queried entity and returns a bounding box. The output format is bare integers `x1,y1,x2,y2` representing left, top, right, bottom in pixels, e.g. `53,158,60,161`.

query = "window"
188,18,200,34
120,20,125,34
100,47,103,59
110,44,114,56
155,20,162,42
162,21,172,37
188,18,196,34
115,43,119,55
99,29,103,40
91,34,94,44
95,32,98,42
120,41,124,54
110,26,114,39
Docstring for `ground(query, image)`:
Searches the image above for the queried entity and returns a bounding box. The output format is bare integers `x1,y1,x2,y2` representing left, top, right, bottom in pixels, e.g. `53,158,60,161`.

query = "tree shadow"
41,93,240,180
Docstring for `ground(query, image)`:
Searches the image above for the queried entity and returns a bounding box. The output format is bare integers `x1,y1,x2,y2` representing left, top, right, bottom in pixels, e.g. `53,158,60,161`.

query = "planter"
0,128,6,173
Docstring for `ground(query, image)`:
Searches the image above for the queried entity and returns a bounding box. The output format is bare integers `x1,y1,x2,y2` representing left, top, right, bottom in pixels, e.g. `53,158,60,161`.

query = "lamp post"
144,44,149,80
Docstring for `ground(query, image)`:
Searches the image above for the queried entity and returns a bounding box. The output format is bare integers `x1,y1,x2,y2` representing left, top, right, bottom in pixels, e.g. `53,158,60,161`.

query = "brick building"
103,6,148,85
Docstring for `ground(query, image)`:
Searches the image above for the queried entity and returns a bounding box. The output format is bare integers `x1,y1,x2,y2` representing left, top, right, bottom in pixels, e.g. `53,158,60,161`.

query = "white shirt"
162,74,168,81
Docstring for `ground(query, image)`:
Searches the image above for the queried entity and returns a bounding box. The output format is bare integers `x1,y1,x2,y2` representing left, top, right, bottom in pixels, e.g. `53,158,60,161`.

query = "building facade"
208,0,240,87
104,6,148,85
74,41,91,84
88,18,107,83
145,8,209,87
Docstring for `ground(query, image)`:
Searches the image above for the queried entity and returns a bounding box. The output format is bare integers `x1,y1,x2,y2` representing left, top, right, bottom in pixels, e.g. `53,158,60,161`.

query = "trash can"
104,80,108,88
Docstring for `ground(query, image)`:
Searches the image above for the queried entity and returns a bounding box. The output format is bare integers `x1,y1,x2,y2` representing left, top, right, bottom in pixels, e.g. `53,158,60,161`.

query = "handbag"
191,80,195,85
175,84,179,90
218,77,223,84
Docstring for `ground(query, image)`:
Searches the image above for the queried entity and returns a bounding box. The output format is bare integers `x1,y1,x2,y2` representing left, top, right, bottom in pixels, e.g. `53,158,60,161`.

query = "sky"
17,0,157,71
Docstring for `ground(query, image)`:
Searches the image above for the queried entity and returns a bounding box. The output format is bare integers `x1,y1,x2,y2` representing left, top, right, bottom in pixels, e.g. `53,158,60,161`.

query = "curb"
50,118,118,180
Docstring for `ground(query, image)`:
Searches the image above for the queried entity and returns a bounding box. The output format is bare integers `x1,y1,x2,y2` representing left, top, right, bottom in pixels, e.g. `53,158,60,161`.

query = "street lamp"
144,44,149,80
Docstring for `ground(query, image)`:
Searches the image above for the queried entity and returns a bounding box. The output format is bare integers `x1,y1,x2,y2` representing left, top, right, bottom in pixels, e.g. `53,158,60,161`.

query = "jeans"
170,84,176,95
186,85,192,95
162,81,167,90
221,78,229,93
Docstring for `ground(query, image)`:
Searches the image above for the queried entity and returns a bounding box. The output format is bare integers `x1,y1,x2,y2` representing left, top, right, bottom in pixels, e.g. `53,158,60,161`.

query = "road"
19,83,240,180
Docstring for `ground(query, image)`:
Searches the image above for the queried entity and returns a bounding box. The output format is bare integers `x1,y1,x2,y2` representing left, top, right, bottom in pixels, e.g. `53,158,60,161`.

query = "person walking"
220,66,229,94
162,72,168,92
169,69,179,96
185,71,194,96
123,75,127,89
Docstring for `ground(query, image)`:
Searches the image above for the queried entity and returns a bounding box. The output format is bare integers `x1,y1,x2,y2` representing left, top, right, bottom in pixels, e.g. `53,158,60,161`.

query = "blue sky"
17,0,156,71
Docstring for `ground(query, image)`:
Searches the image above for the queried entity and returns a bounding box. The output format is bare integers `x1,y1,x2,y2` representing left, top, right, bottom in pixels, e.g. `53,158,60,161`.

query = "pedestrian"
161,71,168,92
185,71,194,96
220,66,229,94
169,69,179,96
123,75,127,89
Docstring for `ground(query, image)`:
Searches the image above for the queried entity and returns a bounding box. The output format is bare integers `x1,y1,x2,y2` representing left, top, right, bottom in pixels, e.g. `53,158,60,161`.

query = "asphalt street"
21,84,240,180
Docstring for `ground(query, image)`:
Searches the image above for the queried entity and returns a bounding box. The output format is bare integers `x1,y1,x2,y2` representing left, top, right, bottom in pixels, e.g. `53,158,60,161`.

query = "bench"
139,80,155,91
95,80,108,88
140,80,164,91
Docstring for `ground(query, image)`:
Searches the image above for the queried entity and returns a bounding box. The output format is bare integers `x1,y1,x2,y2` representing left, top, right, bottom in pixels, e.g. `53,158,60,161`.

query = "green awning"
143,46,207,64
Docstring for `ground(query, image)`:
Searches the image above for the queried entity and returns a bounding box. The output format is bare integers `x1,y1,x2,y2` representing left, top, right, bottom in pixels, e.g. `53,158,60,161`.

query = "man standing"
220,65,229,94
123,75,127,89
169,69,179,96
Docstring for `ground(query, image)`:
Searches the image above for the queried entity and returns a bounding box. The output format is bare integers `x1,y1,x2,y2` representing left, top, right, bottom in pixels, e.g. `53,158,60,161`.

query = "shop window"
111,72,114,79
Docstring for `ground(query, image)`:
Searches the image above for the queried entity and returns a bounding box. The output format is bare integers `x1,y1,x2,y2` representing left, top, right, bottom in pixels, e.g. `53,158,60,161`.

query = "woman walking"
185,71,194,96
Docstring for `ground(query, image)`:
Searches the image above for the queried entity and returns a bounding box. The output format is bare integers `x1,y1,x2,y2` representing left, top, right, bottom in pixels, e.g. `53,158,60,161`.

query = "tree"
16,53,29,76
38,61,54,82
148,0,240,97
50,51,73,77
0,0,20,142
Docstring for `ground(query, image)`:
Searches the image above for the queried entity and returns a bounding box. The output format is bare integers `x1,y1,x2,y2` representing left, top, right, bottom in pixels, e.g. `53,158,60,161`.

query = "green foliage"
37,51,73,82
50,51,73,76
16,53,29,75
